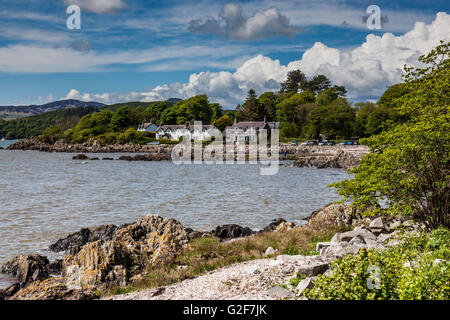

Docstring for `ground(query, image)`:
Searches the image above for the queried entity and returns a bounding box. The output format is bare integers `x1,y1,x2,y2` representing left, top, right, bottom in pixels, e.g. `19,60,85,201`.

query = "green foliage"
40,126,64,144
0,106,98,140
332,41,450,228
236,89,265,121
215,114,234,132
308,98,356,139
378,83,409,108
305,228,450,300
160,95,220,125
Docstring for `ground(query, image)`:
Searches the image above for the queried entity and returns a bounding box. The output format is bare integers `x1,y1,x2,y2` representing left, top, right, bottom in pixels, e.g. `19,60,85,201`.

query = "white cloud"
64,12,450,106
188,3,301,40
64,0,126,14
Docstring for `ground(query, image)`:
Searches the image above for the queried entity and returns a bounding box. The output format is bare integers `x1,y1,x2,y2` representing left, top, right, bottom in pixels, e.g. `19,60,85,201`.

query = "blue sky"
0,0,449,108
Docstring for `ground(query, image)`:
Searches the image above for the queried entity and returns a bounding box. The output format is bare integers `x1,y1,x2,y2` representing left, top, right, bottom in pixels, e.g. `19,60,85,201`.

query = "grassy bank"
103,225,341,297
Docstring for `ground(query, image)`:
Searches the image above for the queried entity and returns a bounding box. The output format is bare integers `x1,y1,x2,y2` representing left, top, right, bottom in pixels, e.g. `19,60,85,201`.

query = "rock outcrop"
293,149,367,169
1,255,49,287
10,278,98,300
61,215,190,290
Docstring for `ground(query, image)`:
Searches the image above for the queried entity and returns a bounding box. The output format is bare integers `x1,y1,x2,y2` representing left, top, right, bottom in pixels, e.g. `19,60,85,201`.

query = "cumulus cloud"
66,12,450,106
188,3,301,41
64,0,126,14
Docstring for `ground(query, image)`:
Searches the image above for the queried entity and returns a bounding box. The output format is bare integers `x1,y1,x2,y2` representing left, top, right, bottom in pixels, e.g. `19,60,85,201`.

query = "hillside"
0,99,105,119
104,98,182,112
0,106,100,140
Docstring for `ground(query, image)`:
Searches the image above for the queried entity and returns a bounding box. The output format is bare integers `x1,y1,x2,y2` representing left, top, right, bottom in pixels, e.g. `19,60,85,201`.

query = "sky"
0,0,449,108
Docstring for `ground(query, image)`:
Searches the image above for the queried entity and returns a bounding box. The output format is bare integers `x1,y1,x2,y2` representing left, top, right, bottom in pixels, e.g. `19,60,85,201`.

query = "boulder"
212,224,254,240
340,226,377,242
1,255,49,286
296,277,316,295
296,261,329,277
72,154,89,160
369,217,386,235
274,222,295,232
267,285,293,299
262,218,286,232
315,242,331,253
264,247,278,256
10,277,98,300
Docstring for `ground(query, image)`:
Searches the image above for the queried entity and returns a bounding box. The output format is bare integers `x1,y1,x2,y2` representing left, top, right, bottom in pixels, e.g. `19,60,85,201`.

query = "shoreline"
6,138,369,169
0,203,424,300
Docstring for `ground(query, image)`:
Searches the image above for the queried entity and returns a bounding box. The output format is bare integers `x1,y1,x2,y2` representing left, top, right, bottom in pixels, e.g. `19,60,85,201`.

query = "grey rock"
349,235,366,245
369,217,384,230
340,226,377,242
377,233,393,243
297,261,329,277
388,220,401,230
296,277,316,295
315,242,331,252
267,285,294,299
330,233,341,243
264,247,278,256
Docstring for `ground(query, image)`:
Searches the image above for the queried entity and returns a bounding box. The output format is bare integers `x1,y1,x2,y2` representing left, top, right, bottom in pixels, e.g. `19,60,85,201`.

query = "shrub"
304,228,450,300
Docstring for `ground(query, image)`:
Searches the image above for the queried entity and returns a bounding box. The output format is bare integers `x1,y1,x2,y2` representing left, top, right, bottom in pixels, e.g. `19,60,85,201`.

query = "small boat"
1,137,4,141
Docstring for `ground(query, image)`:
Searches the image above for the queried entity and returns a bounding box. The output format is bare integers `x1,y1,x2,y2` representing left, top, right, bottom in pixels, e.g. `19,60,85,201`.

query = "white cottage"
156,121,222,141
225,117,272,142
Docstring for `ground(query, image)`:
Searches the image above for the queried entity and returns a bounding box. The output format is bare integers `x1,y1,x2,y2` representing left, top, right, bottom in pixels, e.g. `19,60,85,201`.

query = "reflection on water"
0,150,349,265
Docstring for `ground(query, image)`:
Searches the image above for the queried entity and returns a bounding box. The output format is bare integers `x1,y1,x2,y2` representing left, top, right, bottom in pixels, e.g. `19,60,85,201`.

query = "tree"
237,89,264,121
258,92,277,121
378,83,409,108
215,115,234,132
332,41,450,229
276,91,315,137
308,98,356,139
280,70,306,94
111,106,134,131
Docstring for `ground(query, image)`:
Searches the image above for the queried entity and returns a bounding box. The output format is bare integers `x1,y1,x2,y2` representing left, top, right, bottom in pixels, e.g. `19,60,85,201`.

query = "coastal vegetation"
0,106,99,140
332,41,450,229
305,228,450,300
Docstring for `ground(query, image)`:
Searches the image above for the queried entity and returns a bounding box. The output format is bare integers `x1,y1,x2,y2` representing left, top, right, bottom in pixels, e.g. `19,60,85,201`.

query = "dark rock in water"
118,153,171,161
1,255,49,286
185,228,211,240
212,224,254,239
0,283,20,300
49,224,117,252
102,157,114,160
262,218,287,232
72,154,89,160
49,228,90,252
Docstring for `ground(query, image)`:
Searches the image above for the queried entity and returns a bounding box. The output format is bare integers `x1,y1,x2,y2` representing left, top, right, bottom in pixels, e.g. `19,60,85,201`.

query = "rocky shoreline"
0,203,423,300
7,138,369,169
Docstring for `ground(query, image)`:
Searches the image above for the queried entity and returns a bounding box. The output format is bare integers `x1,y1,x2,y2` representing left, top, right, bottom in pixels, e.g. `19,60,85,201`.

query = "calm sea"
0,148,349,287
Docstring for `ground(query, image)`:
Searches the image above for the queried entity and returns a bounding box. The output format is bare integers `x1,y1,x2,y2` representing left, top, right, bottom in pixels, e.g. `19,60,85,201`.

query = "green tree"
258,92,277,121
308,98,356,139
378,83,409,108
332,41,450,229
237,89,264,121
280,70,306,94
111,106,134,131
215,114,234,132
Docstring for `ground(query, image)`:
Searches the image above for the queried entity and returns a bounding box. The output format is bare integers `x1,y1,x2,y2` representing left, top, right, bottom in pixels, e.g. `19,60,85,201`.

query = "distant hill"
0,99,105,119
0,106,100,140
103,98,182,112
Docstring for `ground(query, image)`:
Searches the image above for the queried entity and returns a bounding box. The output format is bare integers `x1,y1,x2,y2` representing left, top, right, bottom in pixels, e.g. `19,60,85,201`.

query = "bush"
304,228,450,300
39,126,64,144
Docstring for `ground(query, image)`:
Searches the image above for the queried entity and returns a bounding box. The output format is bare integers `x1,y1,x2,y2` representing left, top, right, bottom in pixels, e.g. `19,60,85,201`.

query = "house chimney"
234,117,237,125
